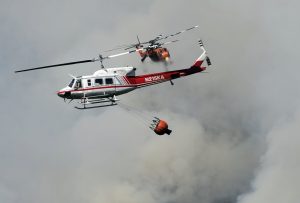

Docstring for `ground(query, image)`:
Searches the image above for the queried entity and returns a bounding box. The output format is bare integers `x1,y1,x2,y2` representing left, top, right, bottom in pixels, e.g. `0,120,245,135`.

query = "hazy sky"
1,0,300,203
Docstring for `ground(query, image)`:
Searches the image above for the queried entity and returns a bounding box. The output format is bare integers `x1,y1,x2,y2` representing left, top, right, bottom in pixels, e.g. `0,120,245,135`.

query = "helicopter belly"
85,88,105,97
115,86,136,95
70,91,84,99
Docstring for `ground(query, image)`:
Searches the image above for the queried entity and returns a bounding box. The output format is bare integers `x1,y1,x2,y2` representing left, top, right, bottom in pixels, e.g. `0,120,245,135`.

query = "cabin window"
87,79,91,86
105,78,113,85
95,78,103,86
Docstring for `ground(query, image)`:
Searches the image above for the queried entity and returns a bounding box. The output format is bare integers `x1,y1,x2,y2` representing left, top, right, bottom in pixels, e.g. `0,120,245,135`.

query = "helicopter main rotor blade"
104,44,137,52
160,39,179,46
105,25,199,53
156,25,199,41
104,42,147,52
106,48,144,59
105,37,148,52
14,48,144,73
14,59,97,73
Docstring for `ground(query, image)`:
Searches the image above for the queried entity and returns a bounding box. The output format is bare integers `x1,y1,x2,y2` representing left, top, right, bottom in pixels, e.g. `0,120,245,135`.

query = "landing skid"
74,95,119,110
75,103,117,110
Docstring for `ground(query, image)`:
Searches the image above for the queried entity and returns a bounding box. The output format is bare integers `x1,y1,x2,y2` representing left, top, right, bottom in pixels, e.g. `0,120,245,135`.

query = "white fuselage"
57,67,137,99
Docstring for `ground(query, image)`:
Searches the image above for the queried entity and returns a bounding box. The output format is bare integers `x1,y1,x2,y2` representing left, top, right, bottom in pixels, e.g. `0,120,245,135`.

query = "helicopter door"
72,79,84,98
104,77,116,96
83,78,94,97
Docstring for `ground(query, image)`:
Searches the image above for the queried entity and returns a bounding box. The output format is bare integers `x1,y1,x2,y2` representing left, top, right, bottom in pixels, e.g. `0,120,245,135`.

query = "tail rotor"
198,39,212,66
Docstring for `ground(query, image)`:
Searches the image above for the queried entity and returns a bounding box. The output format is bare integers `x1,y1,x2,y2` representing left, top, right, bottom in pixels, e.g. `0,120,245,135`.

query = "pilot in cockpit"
75,80,82,89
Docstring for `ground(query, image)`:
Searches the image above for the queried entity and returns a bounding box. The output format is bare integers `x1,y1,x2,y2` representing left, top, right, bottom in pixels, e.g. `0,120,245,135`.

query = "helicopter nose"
57,91,65,98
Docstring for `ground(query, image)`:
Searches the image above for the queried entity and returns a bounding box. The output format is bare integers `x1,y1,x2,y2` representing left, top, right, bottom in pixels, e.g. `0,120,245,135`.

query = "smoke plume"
0,0,299,203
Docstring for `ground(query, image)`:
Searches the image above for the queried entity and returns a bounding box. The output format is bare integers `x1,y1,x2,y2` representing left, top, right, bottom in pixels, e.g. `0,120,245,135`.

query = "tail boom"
127,56,207,88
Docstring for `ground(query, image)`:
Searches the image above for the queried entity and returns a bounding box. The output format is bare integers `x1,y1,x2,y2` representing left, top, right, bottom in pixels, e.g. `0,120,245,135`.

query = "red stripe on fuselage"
57,85,136,94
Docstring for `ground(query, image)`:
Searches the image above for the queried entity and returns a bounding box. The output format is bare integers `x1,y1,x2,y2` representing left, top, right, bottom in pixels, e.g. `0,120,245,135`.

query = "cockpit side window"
75,79,82,89
68,79,75,88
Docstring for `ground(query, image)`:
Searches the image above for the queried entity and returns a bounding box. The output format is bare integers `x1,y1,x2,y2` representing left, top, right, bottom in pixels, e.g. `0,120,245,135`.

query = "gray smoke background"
1,0,300,202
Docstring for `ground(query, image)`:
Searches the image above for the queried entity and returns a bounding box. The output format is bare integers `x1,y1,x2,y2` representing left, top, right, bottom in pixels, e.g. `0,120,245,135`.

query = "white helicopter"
15,40,211,109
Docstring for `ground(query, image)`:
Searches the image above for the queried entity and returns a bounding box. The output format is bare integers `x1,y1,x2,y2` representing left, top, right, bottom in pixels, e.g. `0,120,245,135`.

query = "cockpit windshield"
68,79,75,88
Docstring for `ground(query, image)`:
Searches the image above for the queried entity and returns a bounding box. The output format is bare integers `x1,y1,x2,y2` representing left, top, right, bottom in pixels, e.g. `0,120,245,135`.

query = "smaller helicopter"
106,25,199,63
15,40,211,109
